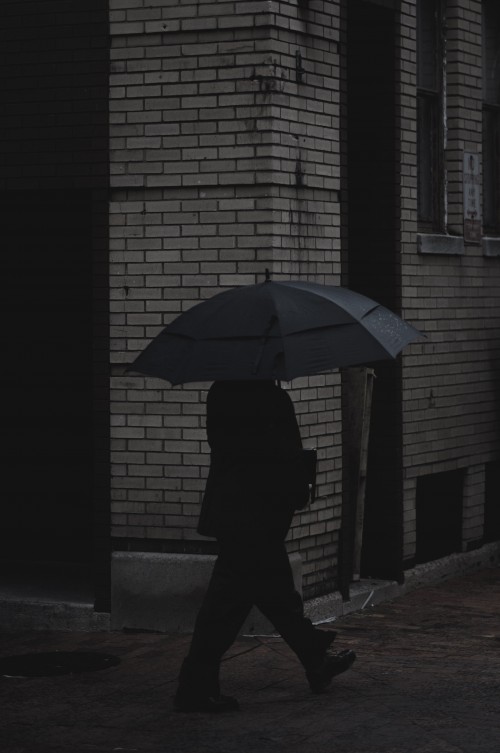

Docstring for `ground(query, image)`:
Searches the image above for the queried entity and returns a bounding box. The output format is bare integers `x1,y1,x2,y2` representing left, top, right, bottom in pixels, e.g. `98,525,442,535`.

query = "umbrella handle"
253,315,277,375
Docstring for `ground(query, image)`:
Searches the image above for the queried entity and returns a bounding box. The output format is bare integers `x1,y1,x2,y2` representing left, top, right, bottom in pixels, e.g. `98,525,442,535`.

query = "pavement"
1,565,499,753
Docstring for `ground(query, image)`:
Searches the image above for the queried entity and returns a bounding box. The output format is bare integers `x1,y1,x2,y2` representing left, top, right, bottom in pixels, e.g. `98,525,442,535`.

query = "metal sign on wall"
463,151,482,243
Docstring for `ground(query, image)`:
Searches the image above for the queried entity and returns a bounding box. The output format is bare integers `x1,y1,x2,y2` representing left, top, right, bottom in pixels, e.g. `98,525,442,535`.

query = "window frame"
482,0,500,238
417,0,446,233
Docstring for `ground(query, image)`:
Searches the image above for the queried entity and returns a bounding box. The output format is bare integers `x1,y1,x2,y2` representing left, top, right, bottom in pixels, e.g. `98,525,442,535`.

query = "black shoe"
174,693,240,713
307,648,356,694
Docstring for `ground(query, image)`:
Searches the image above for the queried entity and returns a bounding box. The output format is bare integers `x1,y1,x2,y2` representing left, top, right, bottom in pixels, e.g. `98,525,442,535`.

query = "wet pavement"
1,565,499,753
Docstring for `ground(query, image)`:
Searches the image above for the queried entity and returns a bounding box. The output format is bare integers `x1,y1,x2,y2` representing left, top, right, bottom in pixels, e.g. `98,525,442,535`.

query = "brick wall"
400,0,500,563
110,0,500,590
110,0,343,598
2,0,497,602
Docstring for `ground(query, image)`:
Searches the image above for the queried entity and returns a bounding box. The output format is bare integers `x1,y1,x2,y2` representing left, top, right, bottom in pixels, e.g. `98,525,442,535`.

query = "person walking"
174,380,356,712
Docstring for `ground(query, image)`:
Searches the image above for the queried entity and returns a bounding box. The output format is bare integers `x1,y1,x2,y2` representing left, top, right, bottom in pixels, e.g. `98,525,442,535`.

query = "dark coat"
197,381,310,541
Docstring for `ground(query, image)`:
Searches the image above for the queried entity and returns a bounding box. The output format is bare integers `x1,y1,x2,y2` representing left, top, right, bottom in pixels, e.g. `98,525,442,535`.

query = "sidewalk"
1,565,499,753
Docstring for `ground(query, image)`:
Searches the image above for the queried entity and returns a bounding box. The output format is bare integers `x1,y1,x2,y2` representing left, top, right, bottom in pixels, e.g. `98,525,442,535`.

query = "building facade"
1,0,499,628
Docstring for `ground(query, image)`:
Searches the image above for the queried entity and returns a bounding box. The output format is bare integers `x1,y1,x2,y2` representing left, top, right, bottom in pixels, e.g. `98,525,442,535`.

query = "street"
1,566,499,752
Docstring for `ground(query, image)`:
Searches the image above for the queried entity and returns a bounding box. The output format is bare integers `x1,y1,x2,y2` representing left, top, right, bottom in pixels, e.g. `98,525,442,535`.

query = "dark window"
417,0,444,230
483,0,500,235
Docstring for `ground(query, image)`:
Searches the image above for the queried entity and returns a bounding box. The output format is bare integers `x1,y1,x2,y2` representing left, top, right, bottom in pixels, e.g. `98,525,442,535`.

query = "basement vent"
416,468,465,564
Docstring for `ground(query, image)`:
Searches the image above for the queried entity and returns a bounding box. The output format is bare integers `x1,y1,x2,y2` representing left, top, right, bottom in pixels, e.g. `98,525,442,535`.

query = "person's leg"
175,550,253,711
188,548,254,661
239,540,330,660
230,539,355,692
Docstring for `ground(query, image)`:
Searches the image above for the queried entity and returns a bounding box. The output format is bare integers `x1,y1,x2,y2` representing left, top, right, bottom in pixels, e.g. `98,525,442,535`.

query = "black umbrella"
128,278,423,384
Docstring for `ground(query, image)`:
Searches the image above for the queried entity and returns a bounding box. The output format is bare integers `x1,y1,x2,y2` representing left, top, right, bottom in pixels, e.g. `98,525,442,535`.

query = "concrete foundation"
110,551,303,635
0,599,110,632
1,542,498,633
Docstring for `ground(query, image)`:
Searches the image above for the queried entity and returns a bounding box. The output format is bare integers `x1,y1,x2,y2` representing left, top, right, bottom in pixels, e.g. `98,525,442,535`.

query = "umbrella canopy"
128,279,423,384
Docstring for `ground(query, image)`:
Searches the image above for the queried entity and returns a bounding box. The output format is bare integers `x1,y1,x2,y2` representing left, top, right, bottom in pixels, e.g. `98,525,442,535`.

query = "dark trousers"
178,538,329,697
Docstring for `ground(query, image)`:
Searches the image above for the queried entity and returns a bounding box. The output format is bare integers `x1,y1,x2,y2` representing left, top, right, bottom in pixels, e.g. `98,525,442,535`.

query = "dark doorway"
0,0,110,611
342,0,403,583
416,469,465,564
1,190,94,565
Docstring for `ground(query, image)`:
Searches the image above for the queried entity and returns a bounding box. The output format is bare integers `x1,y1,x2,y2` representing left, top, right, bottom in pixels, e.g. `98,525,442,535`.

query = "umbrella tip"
265,268,271,282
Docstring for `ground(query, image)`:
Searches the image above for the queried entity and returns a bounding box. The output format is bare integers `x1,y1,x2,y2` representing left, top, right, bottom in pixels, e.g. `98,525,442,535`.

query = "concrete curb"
303,541,500,628
0,600,110,632
1,542,498,633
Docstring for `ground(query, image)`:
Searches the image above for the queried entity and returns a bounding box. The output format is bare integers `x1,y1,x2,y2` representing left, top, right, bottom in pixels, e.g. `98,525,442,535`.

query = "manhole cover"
0,652,120,678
